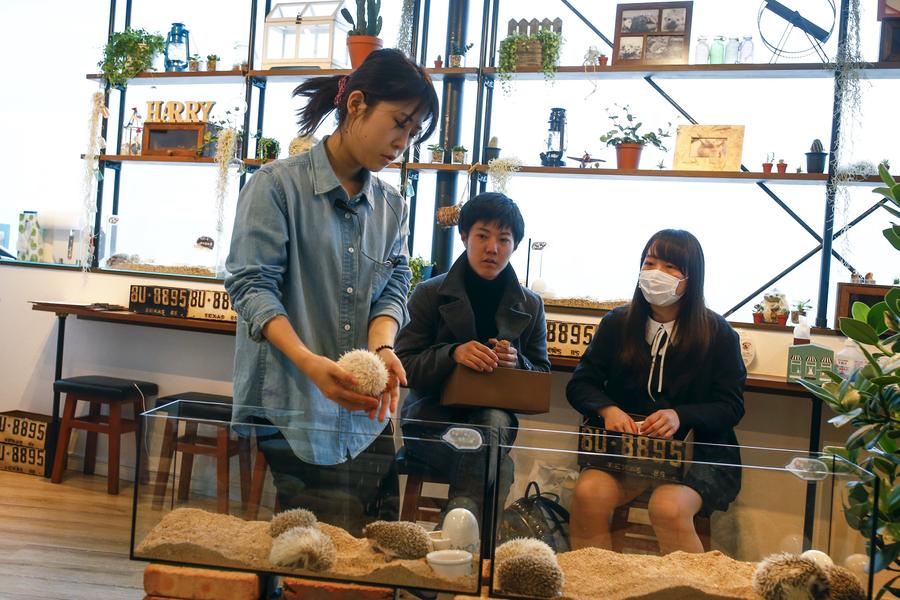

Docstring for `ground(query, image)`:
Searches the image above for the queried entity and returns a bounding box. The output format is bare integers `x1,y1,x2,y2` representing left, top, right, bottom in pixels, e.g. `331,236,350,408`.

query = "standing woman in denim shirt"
225,49,439,533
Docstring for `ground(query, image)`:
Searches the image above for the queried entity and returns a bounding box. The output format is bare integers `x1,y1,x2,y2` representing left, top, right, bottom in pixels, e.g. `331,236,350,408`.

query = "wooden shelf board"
248,67,478,82
386,162,476,171
86,70,246,85
513,166,829,184
94,154,216,165
483,62,900,81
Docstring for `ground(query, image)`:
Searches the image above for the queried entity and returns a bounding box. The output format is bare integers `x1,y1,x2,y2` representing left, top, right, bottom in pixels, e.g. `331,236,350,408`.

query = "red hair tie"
334,75,350,107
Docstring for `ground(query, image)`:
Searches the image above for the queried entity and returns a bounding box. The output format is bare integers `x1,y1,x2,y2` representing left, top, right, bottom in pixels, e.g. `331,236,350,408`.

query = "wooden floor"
0,470,144,599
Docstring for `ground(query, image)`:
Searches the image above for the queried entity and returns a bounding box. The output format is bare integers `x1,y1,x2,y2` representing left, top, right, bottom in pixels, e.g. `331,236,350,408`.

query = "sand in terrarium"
135,508,478,592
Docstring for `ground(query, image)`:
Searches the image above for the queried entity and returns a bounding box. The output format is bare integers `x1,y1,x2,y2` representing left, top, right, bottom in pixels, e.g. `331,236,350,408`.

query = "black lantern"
164,23,191,72
539,107,567,167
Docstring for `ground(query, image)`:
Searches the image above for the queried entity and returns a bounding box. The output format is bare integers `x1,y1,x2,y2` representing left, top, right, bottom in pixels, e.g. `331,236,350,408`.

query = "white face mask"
638,269,684,307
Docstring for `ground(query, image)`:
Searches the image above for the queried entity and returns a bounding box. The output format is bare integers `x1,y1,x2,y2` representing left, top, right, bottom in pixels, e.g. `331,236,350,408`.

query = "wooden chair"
152,392,251,514
610,489,711,554
50,375,158,495
396,447,450,524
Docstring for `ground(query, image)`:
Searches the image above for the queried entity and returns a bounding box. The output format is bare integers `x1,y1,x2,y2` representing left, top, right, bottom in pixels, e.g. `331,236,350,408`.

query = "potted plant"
341,0,383,68
448,39,474,68
206,54,219,71
752,303,765,324
805,138,828,173
776,158,788,174
599,54,609,66
256,135,280,162
451,145,467,164
98,28,165,88
434,55,443,68
797,163,900,599
497,28,562,93
791,299,812,324
762,153,774,173
599,104,671,170
484,136,501,162
427,144,445,163
188,54,201,72
409,256,434,296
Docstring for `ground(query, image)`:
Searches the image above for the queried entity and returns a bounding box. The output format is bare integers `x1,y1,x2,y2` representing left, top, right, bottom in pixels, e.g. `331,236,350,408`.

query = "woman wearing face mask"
566,229,745,553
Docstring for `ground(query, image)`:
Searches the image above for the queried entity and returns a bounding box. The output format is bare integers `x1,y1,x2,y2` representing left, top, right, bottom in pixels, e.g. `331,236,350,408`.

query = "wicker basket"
436,205,462,228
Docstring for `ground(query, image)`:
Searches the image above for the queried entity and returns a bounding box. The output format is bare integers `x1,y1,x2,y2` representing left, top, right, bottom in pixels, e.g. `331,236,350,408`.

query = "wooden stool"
50,375,158,495
611,489,711,554
396,447,450,524
152,393,251,514
244,448,281,520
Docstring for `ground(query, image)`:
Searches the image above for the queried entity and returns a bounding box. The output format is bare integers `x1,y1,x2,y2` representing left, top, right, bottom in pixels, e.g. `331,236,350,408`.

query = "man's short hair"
458,192,525,248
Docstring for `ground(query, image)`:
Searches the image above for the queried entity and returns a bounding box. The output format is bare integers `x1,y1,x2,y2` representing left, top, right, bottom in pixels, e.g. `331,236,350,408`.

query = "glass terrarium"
489,426,879,599
261,2,350,70
132,400,491,595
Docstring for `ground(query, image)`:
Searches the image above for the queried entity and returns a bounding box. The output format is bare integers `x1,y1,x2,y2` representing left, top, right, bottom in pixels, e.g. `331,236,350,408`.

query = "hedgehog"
494,538,556,567
268,526,336,572
496,553,564,598
363,520,431,559
269,508,318,538
752,553,830,600
337,349,389,396
825,565,866,600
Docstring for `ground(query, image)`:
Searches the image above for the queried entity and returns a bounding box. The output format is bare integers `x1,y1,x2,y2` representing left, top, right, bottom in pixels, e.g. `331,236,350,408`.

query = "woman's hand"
452,341,499,372
641,409,680,439
599,405,639,434
371,348,407,422
301,355,379,413
489,338,518,369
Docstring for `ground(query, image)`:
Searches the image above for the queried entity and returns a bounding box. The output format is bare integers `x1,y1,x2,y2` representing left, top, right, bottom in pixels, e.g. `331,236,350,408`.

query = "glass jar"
709,36,726,64
725,37,740,64
738,36,754,64
694,36,710,65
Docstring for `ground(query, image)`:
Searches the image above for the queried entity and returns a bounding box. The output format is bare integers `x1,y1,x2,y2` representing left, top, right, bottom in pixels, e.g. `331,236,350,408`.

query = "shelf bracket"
104,160,122,172
250,76,267,90
483,77,494,89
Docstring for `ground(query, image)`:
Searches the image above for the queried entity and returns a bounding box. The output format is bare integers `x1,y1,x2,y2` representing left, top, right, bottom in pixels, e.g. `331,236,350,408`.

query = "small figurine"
567,151,605,168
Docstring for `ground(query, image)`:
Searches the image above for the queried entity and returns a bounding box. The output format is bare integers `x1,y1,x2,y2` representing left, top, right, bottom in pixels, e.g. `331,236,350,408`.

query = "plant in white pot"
427,144,445,163
449,39,474,68
451,145,467,164
599,104,670,170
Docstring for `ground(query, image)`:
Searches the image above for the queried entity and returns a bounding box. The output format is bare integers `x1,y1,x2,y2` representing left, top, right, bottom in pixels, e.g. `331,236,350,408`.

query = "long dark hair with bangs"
619,229,715,386
292,48,439,143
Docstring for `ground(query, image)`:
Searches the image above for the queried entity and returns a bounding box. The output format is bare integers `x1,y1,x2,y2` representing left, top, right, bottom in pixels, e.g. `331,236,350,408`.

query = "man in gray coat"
395,192,550,535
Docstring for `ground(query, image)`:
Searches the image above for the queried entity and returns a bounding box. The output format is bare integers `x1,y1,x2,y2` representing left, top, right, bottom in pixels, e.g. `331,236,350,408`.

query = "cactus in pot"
806,138,828,173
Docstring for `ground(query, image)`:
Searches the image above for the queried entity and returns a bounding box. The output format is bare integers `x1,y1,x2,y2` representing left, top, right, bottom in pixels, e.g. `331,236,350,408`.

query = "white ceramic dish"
428,530,453,551
426,549,473,578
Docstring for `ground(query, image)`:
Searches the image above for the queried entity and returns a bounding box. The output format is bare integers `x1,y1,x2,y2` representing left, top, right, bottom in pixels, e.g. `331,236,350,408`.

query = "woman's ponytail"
294,75,345,136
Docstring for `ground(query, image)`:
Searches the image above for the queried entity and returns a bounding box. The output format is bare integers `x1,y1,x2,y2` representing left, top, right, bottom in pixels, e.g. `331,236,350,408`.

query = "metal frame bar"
240,0,262,190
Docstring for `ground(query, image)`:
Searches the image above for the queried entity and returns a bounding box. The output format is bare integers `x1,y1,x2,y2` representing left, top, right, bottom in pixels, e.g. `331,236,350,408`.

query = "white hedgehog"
337,349,389,397
363,520,431,559
494,538,556,567
268,526,336,572
269,508,317,538
825,565,866,600
288,134,317,157
496,554,564,598
752,553,830,600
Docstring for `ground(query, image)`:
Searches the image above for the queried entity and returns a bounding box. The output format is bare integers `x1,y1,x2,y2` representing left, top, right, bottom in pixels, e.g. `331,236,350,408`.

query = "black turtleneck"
464,259,508,342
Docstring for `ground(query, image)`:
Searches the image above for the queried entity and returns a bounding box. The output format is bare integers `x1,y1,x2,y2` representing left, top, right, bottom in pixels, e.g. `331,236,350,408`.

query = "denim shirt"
225,138,411,465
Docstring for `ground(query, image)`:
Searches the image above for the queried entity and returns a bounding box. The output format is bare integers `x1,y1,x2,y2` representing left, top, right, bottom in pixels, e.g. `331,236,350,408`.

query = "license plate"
546,320,595,358
577,421,692,482
129,285,237,322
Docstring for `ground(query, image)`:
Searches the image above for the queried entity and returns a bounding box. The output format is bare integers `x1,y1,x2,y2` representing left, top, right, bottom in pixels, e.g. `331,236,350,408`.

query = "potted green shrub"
791,299,812,324
427,144,445,163
188,54,201,72
206,54,220,71
776,158,788,174
599,104,671,170
448,39,474,68
98,28,165,88
434,55,443,68
256,136,280,162
497,28,562,94
451,145,468,164
797,162,900,599
341,0,383,68
409,256,434,296
752,303,765,324
806,138,828,173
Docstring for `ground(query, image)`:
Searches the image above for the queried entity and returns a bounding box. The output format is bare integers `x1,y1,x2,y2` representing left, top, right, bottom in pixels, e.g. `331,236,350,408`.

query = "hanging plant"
81,92,109,269
213,128,238,255
98,28,165,88
487,157,522,195
395,0,416,58
497,29,562,94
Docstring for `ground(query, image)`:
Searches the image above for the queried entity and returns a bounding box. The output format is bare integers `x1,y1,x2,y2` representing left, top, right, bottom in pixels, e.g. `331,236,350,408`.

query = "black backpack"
497,481,571,553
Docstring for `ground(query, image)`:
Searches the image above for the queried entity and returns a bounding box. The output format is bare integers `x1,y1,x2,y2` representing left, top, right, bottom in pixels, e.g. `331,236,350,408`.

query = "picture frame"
672,124,745,171
878,0,900,20
880,18,900,62
835,282,894,327
612,2,693,66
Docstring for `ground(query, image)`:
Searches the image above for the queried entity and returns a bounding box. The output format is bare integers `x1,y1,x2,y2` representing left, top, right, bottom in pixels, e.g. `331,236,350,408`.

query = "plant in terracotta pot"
805,138,828,173
434,55,443,68
791,299,812,324
448,39,474,68
188,54,201,71
342,0,383,68
599,54,609,66
427,143,445,163
776,158,787,174
206,54,219,71
98,28,166,88
752,303,765,324
762,152,774,173
599,104,671,170
451,145,468,164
